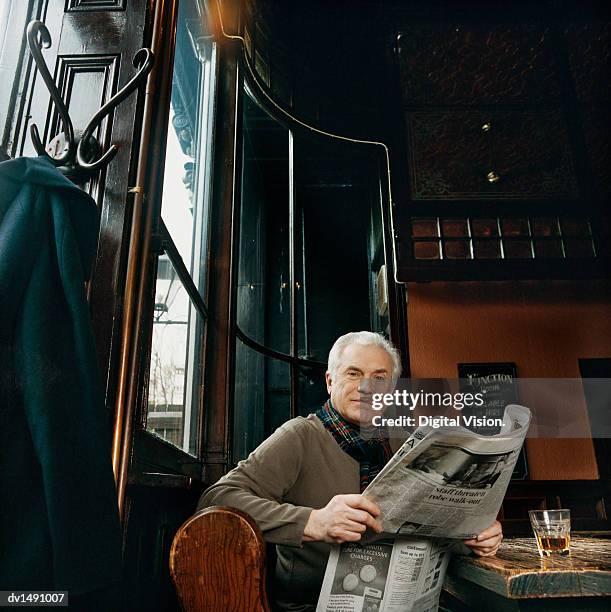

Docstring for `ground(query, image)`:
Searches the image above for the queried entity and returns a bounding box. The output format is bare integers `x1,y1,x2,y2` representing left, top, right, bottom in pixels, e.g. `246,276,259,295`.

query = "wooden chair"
169,506,271,612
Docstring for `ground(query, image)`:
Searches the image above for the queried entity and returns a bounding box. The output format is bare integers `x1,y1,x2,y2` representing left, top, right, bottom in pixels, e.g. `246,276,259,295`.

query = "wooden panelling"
123,483,202,612
566,22,611,103
200,40,243,485
392,11,610,281
54,54,119,197
580,359,611,482
406,280,611,480
407,111,578,200
397,25,560,106
579,106,611,199
565,22,611,201
501,480,610,534
66,0,126,12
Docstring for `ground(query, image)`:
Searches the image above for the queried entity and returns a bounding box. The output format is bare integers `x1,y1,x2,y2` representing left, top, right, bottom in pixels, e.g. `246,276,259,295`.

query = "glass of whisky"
528,509,571,557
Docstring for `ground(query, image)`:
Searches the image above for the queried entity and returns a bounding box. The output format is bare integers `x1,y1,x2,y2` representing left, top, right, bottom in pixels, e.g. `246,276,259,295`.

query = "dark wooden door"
0,1,186,608
1,0,148,412
2,2,235,609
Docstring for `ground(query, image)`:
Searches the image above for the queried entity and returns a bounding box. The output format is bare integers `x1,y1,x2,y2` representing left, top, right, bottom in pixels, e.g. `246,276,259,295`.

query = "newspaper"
316,404,530,612
316,537,453,612
365,403,531,539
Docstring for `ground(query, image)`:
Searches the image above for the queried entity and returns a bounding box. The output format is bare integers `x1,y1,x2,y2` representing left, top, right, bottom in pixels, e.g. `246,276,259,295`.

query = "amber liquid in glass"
535,533,571,555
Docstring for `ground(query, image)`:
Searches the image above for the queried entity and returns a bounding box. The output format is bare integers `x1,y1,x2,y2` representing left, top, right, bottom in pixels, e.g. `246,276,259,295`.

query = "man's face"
326,343,395,426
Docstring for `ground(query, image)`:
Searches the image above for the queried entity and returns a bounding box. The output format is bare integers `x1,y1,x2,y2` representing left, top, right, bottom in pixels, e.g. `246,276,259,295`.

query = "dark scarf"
315,400,393,492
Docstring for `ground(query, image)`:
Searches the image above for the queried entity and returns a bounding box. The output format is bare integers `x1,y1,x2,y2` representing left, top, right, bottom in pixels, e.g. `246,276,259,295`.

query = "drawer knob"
481,122,492,132
487,171,501,183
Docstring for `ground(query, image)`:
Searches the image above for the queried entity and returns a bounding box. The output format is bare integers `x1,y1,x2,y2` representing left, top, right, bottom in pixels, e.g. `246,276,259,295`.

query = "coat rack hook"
26,20,75,166
25,19,153,181
76,48,155,172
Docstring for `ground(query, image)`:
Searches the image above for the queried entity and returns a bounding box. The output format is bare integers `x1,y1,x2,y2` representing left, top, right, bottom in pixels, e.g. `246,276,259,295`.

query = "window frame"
130,0,217,481
130,4,408,480
228,69,408,465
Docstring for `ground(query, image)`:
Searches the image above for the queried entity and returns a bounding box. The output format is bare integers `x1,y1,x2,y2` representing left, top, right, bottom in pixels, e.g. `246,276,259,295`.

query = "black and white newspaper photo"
364,404,531,539
316,538,453,612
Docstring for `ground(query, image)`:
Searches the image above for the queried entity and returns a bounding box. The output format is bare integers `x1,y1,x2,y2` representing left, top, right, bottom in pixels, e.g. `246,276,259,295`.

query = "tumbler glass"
528,509,571,557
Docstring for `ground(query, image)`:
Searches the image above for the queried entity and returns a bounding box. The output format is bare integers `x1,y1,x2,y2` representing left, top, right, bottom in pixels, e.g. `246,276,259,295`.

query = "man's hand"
463,520,503,557
303,494,383,544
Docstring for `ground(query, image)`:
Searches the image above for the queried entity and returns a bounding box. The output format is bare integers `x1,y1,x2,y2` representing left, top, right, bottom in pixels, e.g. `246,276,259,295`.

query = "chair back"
170,506,270,612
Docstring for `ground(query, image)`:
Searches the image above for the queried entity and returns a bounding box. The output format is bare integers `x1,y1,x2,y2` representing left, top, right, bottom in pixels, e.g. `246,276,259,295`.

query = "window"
232,89,393,462
144,0,215,456
0,2,12,59
147,253,204,454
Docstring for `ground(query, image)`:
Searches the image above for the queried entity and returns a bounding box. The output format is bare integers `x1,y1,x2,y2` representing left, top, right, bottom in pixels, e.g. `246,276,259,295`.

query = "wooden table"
442,537,611,611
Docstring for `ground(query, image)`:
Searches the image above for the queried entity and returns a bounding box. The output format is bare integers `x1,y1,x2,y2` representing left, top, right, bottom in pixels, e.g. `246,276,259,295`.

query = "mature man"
198,331,502,610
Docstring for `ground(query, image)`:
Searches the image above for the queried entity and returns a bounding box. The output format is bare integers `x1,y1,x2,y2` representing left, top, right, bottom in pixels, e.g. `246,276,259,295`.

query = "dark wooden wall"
240,0,611,533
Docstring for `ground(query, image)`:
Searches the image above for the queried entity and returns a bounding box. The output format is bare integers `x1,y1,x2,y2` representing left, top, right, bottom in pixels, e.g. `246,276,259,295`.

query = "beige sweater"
198,414,364,610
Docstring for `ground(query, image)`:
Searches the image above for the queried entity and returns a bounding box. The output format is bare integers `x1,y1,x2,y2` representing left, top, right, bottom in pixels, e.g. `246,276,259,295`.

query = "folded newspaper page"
316,404,530,612
364,404,531,540
316,537,452,612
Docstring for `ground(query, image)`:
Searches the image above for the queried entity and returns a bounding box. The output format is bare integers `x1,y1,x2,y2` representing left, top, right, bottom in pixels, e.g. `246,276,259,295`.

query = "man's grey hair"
327,331,402,383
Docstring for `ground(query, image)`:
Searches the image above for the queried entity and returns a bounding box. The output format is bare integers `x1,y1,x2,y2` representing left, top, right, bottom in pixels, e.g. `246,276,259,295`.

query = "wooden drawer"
406,110,578,200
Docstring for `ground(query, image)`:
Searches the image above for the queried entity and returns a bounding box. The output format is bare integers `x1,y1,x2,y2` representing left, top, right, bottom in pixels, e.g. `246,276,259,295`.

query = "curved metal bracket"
25,20,154,180
26,21,75,166
77,48,154,171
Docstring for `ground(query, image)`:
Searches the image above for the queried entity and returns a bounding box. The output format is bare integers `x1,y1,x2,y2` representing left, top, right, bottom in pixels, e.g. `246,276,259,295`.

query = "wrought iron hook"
25,19,154,180
26,20,75,166
76,48,155,171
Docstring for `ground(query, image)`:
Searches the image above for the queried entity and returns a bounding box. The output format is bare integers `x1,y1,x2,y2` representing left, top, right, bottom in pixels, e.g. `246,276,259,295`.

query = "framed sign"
458,362,528,480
